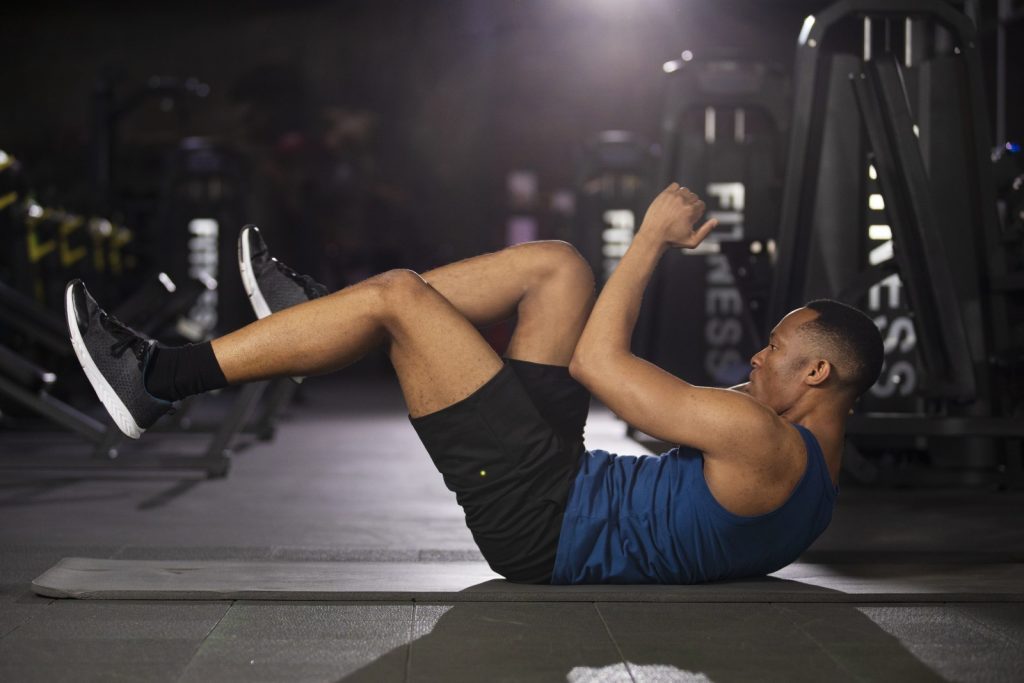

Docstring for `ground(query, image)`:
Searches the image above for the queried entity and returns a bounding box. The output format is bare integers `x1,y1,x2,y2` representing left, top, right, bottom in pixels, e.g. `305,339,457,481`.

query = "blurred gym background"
1,0,1021,486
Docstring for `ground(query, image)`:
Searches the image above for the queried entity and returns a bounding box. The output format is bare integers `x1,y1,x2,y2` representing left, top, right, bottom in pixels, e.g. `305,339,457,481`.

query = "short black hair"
801,299,885,398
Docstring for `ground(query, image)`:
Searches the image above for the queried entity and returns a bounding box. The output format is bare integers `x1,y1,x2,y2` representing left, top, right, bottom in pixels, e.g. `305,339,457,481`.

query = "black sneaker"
238,225,329,383
64,279,173,439
238,224,329,320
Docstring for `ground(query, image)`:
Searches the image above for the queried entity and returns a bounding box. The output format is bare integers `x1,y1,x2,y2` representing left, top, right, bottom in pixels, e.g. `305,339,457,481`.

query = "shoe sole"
238,226,273,320
237,226,305,384
64,282,144,439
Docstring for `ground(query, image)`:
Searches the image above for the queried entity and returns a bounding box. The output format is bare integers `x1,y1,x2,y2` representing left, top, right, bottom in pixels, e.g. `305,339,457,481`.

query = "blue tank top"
550,424,837,584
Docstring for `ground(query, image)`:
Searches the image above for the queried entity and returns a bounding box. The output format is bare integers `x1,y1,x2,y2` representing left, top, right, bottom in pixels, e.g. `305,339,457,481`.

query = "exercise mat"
32,557,1024,602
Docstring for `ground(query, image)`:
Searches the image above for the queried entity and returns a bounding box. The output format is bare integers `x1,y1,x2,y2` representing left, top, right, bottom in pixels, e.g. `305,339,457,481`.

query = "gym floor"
2,374,1023,682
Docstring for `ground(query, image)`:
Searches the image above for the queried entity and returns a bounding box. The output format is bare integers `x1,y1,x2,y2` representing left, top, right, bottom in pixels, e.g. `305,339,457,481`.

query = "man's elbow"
568,352,589,382
569,347,604,383
570,347,627,384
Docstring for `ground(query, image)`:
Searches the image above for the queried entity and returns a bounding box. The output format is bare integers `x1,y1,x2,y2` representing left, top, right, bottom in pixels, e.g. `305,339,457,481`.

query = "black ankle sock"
144,341,228,402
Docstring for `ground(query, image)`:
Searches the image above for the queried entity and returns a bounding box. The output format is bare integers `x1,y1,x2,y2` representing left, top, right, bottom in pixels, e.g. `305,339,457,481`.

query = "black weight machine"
637,53,791,388
0,119,296,478
768,0,1024,487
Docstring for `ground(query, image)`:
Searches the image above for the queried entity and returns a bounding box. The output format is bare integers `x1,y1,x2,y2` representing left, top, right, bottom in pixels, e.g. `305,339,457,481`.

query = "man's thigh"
382,270,504,418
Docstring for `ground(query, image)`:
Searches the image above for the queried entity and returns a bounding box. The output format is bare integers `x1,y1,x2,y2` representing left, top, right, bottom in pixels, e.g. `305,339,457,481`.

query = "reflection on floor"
1,374,1022,682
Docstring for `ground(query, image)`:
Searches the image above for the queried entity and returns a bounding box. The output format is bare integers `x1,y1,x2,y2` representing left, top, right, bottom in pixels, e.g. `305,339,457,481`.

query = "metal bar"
852,59,977,399
0,374,107,443
766,27,831,326
996,0,1009,146
904,17,913,68
864,16,872,61
247,378,296,440
767,0,999,331
201,382,268,476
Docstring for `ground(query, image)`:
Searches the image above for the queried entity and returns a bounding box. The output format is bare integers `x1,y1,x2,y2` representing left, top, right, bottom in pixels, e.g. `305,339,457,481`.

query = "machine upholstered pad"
32,557,1024,602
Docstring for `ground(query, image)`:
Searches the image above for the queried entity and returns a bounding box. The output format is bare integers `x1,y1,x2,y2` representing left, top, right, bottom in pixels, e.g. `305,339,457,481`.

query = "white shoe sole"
65,283,144,439
238,227,273,320
238,227,304,384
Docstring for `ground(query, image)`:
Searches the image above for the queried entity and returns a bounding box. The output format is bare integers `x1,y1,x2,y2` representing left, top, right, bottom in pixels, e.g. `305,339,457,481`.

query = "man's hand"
639,183,718,249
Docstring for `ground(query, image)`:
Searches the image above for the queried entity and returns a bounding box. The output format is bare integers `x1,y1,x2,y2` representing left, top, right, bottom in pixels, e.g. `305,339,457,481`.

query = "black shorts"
409,358,590,584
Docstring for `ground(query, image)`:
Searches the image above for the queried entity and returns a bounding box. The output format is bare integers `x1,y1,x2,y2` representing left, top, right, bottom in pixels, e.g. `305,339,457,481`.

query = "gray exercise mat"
32,557,1024,602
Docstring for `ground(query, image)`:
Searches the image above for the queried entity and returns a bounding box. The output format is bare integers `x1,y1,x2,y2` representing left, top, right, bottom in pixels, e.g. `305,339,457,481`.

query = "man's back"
550,425,838,584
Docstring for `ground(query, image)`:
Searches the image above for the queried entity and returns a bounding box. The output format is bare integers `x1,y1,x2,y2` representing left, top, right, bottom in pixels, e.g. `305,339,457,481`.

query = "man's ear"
806,359,831,387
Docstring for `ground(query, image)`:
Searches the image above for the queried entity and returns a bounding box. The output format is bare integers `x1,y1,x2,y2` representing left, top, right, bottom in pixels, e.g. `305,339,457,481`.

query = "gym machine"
767,0,1024,486
0,151,291,476
0,272,295,478
637,53,791,387
573,131,659,289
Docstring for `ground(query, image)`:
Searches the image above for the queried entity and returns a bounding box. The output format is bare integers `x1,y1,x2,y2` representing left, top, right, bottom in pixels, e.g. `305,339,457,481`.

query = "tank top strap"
793,423,839,498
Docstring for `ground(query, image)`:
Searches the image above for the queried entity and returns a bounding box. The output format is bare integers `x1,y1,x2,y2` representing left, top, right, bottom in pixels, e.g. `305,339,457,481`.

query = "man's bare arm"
570,185,782,458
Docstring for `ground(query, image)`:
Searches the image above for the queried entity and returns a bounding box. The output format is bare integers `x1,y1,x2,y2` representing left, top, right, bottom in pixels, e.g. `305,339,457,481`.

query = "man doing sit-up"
65,183,884,584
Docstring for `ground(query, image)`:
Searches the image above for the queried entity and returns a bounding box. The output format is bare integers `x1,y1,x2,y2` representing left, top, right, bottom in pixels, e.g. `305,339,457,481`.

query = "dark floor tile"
774,604,951,682
0,597,52,639
6,601,231,640
953,603,1024,646
397,602,623,683
211,602,412,639
0,601,229,673
180,603,413,682
187,659,406,683
0,636,204,664
0,661,183,683
854,605,1024,683
599,602,862,683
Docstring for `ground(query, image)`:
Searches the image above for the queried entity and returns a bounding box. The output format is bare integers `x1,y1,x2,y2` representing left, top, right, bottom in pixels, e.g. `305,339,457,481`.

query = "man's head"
747,299,884,414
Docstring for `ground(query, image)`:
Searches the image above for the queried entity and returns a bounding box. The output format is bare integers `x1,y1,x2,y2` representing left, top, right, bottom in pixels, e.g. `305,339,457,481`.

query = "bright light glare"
158,272,177,292
798,15,816,45
602,227,633,243
869,194,885,210
868,224,892,240
662,60,681,74
189,218,219,236
868,164,877,180
869,240,894,265
681,50,693,61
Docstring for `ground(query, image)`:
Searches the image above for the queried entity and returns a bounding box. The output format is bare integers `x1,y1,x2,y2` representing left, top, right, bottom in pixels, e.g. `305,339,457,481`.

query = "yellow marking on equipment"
0,191,17,210
109,225,133,275
59,214,87,267
26,213,56,263
479,470,487,477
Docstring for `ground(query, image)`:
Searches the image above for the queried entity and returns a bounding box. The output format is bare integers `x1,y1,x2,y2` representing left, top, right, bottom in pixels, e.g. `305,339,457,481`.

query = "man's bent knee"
522,240,595,292
368,270,432,315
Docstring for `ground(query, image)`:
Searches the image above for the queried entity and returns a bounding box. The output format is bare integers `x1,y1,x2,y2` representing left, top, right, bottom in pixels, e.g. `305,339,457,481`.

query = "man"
65,183,883,584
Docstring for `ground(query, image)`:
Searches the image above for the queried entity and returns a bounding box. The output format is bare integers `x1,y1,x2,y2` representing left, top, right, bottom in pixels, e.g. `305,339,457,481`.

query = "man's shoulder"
702,420,809,516
698,390,792,461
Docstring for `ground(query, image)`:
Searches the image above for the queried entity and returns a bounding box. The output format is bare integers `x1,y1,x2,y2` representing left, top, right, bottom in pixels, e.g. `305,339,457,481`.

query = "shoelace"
102,313,151,370
272,259,329,299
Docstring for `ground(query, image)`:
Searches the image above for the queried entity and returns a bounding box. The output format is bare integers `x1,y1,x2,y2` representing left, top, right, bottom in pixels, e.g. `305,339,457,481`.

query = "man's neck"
782,394,850,478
